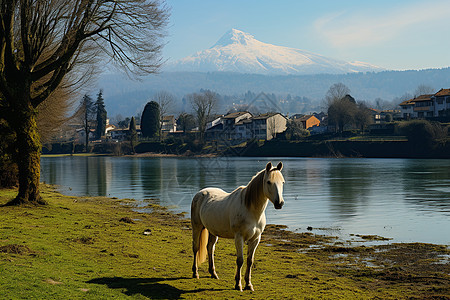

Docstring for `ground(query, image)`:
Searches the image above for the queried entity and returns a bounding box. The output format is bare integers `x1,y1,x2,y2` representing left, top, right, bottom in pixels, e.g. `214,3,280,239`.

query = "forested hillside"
98,68,450,117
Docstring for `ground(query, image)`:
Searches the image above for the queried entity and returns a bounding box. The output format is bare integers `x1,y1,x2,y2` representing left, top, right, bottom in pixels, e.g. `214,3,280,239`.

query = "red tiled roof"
435,88,450,97
223,111,250,119
296,115,319,122
399,99,415,106
252,113,280,119
413,94,433,102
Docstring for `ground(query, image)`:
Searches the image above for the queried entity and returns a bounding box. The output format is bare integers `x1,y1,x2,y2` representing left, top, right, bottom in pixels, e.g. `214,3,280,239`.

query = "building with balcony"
399,88,450,120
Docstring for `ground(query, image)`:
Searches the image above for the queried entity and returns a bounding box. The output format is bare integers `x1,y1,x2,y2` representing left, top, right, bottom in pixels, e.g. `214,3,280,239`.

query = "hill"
98,68,450,117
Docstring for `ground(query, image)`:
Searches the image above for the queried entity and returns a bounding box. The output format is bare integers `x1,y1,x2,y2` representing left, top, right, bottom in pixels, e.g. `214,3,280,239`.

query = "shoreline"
1,185,449,299
40,155,450,245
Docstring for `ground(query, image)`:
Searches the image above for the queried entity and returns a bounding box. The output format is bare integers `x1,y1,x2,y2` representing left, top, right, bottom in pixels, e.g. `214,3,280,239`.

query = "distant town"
43,86,450,158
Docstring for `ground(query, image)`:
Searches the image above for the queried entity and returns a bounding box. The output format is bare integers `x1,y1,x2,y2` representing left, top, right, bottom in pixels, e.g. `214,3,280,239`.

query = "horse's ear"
277,162,283,171
265,162,272,172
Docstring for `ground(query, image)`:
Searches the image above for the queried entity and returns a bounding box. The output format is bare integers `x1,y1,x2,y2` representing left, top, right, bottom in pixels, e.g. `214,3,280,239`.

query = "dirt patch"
45,278,63,285
0,244,34,255
353,234,393,241
259,224,450,299
314,242,450,298
262,224,336,249
70,237,94,245
119,217,134,224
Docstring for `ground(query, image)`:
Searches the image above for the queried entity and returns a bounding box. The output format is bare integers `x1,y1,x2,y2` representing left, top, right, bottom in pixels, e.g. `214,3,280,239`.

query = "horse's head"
263,162,285,209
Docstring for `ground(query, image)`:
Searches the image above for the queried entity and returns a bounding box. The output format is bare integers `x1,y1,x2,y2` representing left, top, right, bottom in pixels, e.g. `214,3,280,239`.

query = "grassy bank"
1,186,448,299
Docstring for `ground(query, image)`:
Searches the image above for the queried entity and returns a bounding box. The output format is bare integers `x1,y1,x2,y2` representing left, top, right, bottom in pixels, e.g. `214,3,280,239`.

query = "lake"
40,156,450,245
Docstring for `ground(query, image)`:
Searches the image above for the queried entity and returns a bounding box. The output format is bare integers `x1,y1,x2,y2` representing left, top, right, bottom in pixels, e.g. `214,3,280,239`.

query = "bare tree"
72,94,95,152
177,112,195,134
328,94,357,133
36,81,75,144
0,1,169,205
325,83,351,106
267,116,277,140
354,101,373,132
152,90,174,140
189,90,219,141
414,84,435,97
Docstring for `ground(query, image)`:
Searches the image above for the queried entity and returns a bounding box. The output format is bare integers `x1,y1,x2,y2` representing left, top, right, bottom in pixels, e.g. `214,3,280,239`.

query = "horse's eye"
267,181,271,185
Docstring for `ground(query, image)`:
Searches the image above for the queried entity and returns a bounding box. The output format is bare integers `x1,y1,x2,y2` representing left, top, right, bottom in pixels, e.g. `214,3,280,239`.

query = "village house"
249,113,287,140
222,111,253,139
399,88,450,119
109,125,141,141
161,115,177,133
291,114,321,129
205,111,287,141
380,109,402,121
105,122,116,138
369,108,382,124
433,88,450,117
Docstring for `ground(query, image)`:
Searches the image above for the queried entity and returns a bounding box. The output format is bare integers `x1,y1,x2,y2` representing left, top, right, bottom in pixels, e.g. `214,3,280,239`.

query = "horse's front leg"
207,232,219,279
244,235,261,291
234,233,244,291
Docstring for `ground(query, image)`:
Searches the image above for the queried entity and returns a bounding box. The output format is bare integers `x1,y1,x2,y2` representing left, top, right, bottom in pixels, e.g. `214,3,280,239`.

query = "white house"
399,88,450,119
433,88,450,117
250,113,287,140
205,111,287,141
161,115,177,133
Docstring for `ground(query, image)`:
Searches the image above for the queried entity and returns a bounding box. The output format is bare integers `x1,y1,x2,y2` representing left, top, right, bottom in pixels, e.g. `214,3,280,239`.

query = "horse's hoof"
211,273,219,279
235,285,243,292
244,284,254,291
193,273,199,279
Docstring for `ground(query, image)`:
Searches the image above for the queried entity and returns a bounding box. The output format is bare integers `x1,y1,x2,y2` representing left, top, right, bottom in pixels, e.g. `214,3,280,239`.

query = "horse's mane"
244,170,265,209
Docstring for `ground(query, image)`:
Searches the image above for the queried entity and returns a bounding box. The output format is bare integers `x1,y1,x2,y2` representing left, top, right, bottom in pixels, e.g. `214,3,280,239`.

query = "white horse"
191,161,285,291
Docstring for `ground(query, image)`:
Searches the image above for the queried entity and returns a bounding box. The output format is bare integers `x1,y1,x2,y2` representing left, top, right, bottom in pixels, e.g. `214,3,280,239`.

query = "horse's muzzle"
274,201,284,209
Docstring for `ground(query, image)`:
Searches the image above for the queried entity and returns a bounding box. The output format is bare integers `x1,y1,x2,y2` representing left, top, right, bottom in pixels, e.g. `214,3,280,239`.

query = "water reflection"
40,156,450,244
401,160,450,212
328,160,372,219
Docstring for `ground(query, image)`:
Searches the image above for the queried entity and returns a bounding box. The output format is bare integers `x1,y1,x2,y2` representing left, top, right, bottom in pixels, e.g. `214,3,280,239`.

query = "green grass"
1,186,448,299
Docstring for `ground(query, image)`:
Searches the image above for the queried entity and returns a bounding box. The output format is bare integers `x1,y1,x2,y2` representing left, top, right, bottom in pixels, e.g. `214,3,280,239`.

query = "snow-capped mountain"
165,29,384,75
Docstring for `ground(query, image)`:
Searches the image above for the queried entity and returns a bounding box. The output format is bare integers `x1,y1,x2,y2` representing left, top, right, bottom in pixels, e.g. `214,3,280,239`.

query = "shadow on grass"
87,276,223,299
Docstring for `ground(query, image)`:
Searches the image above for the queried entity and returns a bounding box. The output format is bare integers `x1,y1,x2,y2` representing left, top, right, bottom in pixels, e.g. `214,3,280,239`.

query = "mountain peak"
167,29,385,75
212,28,256,47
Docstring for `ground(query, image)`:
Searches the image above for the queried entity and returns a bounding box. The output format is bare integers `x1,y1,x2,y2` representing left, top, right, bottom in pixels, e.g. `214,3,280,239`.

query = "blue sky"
162,0,450,70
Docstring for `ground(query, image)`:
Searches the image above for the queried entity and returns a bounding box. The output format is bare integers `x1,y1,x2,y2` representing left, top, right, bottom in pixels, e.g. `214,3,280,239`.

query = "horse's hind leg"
191,224,202,279
207,233,219,279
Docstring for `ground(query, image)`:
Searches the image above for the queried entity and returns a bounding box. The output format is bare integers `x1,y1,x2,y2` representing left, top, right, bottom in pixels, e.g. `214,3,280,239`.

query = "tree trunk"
8,103,46,205
85,119,89,153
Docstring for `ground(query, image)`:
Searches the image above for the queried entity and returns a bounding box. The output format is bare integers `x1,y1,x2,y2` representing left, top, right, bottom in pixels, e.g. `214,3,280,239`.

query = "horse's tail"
197,228,209,265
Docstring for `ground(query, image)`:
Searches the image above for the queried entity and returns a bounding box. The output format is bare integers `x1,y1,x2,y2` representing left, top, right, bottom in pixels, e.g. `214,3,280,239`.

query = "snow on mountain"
165,29,384,75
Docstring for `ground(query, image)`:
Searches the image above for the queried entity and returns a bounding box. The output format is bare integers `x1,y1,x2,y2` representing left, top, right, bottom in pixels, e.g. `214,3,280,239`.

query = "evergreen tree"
141,101,160,138
95,90,107,140
129,116,138,153
81,94,95,151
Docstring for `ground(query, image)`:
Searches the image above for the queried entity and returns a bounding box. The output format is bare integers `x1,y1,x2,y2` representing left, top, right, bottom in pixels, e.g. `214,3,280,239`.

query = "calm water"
40,156,450,245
